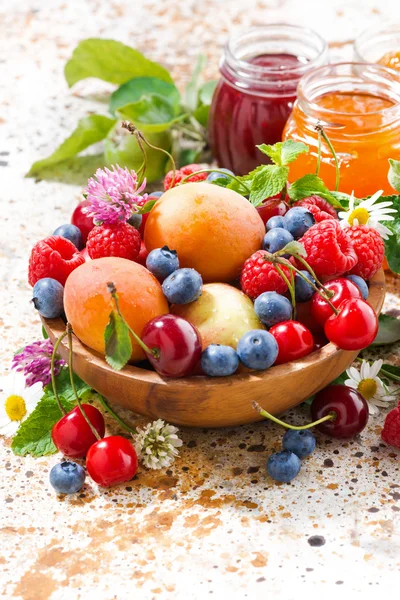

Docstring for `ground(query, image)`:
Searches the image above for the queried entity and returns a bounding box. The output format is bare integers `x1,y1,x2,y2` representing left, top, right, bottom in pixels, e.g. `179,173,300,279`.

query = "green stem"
316,127,322,177
293,254,334,298
51,331,68,416
253,402,335,430
135,135,147,186
180,168,251,194
98,395,138,435
275,263,296,318
67,324,101,440
107,282,160,359
316,124,340,191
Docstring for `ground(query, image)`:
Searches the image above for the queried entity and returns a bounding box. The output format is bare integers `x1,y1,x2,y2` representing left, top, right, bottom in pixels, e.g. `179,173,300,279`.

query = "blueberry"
237,330,278,370
32,278,64,318
266,215,287,231
201,344,239,377
49,461,86,494
284,207,315,239
207,169,234,183
266,450,301,483
127,213,143,230
346,274,369,300
254,292,292,327
262,227,294,255
162,268,203,304
149,191,163,198
53,224,83,250
282,429,316,459
146,246,179,282
295,270,316,302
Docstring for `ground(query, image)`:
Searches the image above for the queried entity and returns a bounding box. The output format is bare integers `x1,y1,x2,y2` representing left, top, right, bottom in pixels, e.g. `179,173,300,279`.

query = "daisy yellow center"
358,378,377,400
348,207,370,226
5,395,27,421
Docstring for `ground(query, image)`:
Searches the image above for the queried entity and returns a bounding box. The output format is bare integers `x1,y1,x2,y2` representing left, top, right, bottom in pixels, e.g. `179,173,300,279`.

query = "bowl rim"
42,268,386,388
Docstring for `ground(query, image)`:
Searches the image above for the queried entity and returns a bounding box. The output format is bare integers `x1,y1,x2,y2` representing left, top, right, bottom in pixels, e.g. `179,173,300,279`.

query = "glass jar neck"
354,23,400,63
295,63,400,137
220,24,327,97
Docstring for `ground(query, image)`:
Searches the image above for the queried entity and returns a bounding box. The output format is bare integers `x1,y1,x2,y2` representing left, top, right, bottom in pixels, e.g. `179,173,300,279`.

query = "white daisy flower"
338,190,396,239
0,372,43,437
134,418,183,470
344,359,397,416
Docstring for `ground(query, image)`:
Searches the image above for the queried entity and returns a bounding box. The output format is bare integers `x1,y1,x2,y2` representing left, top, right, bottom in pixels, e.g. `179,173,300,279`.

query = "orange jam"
283,63,400,197
378,50,400,71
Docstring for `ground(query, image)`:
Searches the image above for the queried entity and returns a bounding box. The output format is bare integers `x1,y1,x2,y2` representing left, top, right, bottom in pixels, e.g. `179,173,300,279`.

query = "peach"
64,257,169,361
144,182,264,283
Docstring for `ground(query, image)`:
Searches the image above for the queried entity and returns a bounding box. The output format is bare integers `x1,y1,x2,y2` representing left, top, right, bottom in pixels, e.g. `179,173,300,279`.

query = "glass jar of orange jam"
282,63,400,197
354,24,400,71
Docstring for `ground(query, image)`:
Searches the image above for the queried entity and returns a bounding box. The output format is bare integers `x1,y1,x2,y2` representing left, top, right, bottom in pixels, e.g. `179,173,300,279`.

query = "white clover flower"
134,419,183,469
338,190,396,240
0,372,43,437
345,359,397,416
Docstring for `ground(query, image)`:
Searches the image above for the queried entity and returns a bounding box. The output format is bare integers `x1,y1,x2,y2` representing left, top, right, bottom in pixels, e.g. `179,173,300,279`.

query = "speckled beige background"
1,1,400,598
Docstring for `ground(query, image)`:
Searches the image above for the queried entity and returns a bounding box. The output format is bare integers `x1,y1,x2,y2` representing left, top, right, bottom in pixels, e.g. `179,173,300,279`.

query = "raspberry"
163,164,207,190
300,220,358,279
240,250,292,299
381,404,400,448
87,223,141,261
28,236,85,287
296,195,338,223
345,225,385,280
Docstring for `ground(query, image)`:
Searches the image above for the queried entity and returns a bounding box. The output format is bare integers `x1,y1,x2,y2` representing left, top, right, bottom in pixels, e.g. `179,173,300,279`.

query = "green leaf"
249,165,289,206
117,95,185,133
184,54,206,111
382,195,400,275
282,241,307,258
380,364,400,382
193,104,210,127
178,147,203,166
371,313,400,346
257,140,309,167
11,369,91,457
64,39,173,87
26,115,116,176
388,159,400,193
330,190,352,210
41,325,49,340
288,174,343,208
109,77,180,116
199,80,217,105
137,199,158,214
104,310,132,371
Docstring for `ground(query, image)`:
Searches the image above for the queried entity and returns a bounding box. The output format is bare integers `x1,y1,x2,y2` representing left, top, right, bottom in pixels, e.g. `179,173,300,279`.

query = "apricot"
144,182,264,283
64,257,169,361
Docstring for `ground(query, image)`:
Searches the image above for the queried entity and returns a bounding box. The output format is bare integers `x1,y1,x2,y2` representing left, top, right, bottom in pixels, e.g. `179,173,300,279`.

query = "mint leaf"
138,199,158,214
199,80,217,106
372,313,400,346
109,77,180,117
27,115,116,176
184,54,206,112
382,195,400,275
105,310,132,370
117,95,185,133
249,165,288,206
388,159,400,193
330,190,352,210
43,368,91,403
257,140,309,166
65,39,173,87
287,174,343,208
193,104,210,127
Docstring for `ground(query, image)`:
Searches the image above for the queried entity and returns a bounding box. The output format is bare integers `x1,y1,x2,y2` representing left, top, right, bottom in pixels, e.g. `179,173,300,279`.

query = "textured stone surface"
1,0,400,598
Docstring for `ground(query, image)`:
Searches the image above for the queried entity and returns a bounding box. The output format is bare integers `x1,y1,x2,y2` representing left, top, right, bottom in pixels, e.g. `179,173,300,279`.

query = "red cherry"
256,196,289,225
295,301,323,334
311,385,369,439
52,404,105,458
269,320,314,365
141,314,202,377
324,298,378,350
86,436,138,487
71,199,95,244
311,278,361,326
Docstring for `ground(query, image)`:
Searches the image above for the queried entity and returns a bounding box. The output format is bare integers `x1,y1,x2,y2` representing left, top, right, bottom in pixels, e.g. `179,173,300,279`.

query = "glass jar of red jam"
208,25,327,175
283,63,400,197
354,24,400,71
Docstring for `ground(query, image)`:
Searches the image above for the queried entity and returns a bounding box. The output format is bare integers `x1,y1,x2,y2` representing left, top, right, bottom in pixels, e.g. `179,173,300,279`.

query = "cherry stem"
107,282,160,359
252,402,336,430
275,263,296,318
180,168,251,194
292,253,334,298
67,324,101,441
121,121,177,188
316,128,322,177
97,395,138,435
50,331,68,416
315,124,340,192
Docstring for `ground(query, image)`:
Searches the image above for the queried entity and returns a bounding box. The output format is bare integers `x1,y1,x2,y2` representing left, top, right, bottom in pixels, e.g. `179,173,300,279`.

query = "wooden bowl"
42,269,385,428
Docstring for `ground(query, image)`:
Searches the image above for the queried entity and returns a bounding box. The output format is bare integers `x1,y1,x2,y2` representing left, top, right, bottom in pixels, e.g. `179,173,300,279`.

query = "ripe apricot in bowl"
64,257,169,361
144,182,265,283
